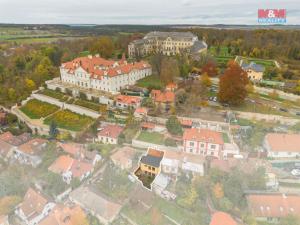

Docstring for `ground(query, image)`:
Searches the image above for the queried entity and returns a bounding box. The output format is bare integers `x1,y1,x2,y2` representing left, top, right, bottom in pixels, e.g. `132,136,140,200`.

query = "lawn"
136,75,163,90
74,99,101,112
20,99,59,119
44,110,94,131
137,131,165,145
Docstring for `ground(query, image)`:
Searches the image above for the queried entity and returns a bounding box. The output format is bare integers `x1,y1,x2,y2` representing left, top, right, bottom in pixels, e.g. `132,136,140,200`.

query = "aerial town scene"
0,1,300,225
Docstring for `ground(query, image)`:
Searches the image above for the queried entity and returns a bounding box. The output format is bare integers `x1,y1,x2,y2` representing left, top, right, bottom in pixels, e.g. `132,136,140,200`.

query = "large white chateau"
60,54,152,94
128,31,207,58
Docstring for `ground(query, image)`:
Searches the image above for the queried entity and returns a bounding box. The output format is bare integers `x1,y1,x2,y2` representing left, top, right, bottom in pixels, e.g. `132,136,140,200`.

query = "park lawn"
20,99,59,119
136,75,164,90
44,110,94,131
137,131,165,145
209,46,231,56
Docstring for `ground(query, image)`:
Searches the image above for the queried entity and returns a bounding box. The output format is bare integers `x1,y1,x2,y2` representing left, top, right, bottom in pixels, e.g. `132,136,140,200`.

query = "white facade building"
60,55,152,94
264,133,300,158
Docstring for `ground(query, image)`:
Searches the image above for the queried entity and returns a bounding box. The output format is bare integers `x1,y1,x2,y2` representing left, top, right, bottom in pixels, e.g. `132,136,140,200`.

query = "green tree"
166,115,183,135
49,121,59,138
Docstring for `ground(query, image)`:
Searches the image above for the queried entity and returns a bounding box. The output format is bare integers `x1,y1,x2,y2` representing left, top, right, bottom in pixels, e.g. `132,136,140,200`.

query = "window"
189,142,194,147
211,145,216,149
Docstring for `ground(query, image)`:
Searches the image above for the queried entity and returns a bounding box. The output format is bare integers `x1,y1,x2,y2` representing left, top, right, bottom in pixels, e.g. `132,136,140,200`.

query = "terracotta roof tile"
183,128,224,145
48,155,74,174
98,125,124,139
265,133,300,153
210,211,237,225
247,194,300,218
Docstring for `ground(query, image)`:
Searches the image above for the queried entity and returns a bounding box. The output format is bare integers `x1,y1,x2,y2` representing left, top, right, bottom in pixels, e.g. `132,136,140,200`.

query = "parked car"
279,108,288,112
291,169,300,176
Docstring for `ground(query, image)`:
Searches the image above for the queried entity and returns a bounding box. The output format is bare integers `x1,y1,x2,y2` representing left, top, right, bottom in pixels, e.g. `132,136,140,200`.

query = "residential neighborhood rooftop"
265,133,300,152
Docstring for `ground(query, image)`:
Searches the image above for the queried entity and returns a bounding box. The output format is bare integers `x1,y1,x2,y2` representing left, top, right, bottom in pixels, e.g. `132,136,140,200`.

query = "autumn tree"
218,62,249,106
200,73,212,87
89,36,114,58
201,60,218,77
160,57,180,84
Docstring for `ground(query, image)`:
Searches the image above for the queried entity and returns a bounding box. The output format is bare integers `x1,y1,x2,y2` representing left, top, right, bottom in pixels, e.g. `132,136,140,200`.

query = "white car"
291,169,300,176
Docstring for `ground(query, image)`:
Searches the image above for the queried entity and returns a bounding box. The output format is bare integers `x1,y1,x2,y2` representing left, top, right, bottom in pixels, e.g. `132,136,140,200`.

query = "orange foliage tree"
218,61,249,105
201,61,218,77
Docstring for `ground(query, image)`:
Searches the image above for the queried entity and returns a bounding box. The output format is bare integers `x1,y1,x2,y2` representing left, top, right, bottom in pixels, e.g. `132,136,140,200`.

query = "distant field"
20,99,59,119
0,27,83,44
44,110,94,131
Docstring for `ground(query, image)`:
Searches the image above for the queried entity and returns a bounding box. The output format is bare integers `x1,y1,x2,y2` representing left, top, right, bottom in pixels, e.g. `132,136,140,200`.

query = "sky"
0,0,299,25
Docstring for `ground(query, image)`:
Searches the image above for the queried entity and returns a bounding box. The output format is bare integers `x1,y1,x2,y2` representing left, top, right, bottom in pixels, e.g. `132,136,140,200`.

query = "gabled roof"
61,55,150,79
98,124,124,139
265,133,300,153
140,149,164,168
151,90,175,103
210,211,237,225
247,193,300,218
48,155,74,174
183,128,224,145
116,95,141,105
39,204,87,225
110,147,135,167
70,159,93,178
18,138,47,155
19,188,48,220
69,187,122,222
241,62,265,72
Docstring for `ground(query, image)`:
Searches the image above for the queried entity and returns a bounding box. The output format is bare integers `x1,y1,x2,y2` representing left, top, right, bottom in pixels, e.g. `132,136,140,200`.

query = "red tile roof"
48,155,74,174
59,142,83,156
183,128,224,145
247,194,300,218
20,188,48,220
265,133,300,153
141,122,155,129
210,212,237,225
39,204,87,225
180,119,193,127
61,55,150,79
151,90,175,103
98,124,124,139
134,107,148,115
18,138,47,155
116,95,141,105
70,159,93,178
0,131,14,142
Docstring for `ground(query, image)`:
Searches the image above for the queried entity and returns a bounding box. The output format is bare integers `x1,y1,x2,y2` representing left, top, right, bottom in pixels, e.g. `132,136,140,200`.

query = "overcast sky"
0,0,299,25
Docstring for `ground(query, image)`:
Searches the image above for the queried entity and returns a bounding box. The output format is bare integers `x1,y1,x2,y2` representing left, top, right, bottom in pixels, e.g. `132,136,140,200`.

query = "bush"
166,115,183,135
164,138,177,147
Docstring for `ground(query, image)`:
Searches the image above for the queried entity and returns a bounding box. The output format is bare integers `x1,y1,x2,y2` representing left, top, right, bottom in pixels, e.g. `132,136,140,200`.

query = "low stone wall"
132,139,180,151
32,93,100,119
237,111,299,125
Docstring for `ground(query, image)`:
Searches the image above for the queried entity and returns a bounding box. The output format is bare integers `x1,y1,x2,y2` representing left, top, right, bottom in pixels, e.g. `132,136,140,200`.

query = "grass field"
136,75,163,90
137,131,165,145
20,99,59,119
39,89,67,101
44,110,94,131
74,99,101,112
